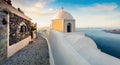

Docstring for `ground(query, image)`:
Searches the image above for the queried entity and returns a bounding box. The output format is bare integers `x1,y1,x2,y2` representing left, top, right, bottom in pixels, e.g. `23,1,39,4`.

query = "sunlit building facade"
51,8,75,32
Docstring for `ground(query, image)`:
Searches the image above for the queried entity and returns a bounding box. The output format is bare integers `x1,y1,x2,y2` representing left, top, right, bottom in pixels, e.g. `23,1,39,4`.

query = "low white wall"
7,36,31,57
49,30,120,65
43,36,55,65
48,30,90,65
65,33,120,65
64,33,98,51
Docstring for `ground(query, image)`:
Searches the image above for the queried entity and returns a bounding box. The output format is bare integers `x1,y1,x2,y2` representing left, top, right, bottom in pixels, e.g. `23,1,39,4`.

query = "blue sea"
76,28,120,59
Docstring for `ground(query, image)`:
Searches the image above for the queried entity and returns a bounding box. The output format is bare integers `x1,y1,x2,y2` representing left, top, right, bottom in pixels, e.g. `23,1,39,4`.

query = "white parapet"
64,32,120,65
48,30,90,65
49,30,120,65
7,36,31,57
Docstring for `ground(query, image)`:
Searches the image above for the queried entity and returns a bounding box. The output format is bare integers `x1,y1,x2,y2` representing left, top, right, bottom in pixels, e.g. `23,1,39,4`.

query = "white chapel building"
51,8,75,32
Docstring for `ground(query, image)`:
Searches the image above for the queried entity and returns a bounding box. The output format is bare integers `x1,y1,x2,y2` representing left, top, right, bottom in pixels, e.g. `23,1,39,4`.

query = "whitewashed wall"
49,30,120,65
48,30,90,65
8,36,31,57
64,32,120,65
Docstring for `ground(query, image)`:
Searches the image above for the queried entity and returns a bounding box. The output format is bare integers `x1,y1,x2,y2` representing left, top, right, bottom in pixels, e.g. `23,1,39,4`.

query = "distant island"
103,29,120,34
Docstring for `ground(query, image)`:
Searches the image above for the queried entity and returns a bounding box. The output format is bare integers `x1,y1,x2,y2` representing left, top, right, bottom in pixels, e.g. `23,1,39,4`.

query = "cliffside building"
0,0,36,63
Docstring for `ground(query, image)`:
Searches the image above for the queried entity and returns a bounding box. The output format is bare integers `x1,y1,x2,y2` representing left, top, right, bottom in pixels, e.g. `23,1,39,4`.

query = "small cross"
61,6,64,10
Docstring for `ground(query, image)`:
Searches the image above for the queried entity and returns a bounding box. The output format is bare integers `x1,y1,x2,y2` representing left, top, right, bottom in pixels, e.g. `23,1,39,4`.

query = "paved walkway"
2,35,49,65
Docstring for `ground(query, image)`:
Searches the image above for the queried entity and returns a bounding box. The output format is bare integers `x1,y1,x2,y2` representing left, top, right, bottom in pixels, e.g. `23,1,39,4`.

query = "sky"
12,0,120,28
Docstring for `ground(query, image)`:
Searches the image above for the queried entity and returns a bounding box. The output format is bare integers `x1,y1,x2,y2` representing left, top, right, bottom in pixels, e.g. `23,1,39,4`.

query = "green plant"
31,26,36,31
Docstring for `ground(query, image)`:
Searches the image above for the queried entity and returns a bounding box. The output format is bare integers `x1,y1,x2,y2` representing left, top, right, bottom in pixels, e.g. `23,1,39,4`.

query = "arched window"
67,23,72,32
18,22,28,32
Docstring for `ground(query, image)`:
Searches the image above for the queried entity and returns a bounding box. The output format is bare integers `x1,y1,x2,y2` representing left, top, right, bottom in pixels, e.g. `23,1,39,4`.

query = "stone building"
51,8,75,32
0,0,36,63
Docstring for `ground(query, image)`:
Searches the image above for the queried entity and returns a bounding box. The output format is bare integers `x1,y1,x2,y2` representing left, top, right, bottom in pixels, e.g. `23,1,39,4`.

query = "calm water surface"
76,28,120,59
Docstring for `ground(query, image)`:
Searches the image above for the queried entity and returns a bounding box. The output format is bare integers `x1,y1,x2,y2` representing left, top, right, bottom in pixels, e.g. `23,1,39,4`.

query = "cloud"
34,0,54,8
94,4,117,11
11,0,56,26
12,1,120,27
34,2,44,8
12,1,56,16
76,14,120,27
75,3,120,27
79,3,118,13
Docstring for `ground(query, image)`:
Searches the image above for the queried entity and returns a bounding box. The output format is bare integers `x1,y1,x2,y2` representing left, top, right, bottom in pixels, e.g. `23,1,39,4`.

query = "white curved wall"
64,32,120,65
48,30,90,65
49,30,120,65
64,33,98,51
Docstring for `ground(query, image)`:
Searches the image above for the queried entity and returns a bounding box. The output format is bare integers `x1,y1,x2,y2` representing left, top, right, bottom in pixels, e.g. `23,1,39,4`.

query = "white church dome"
52,9,74,20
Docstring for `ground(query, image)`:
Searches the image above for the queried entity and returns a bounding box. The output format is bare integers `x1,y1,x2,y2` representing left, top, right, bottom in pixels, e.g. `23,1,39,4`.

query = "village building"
0,0,36,63
51,8,75,32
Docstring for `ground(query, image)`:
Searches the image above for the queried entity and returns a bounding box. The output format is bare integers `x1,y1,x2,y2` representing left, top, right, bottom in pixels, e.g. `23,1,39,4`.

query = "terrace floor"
2,35,49,65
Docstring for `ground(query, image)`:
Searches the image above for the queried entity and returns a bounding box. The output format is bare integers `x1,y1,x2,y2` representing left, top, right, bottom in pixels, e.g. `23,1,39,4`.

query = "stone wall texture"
9,13,31,45
0,12,7,63
0,0,34,63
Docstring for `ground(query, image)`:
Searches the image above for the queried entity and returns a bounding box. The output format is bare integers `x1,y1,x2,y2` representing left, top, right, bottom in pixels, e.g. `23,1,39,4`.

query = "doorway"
67,23,72,32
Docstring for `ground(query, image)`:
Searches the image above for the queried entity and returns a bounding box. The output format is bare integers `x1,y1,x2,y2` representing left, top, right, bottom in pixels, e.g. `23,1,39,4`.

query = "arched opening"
18,22,28,33
67,23,72,32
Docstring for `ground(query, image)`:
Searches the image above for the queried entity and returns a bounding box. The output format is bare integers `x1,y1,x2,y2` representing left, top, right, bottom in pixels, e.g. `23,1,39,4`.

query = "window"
18,22,28,32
